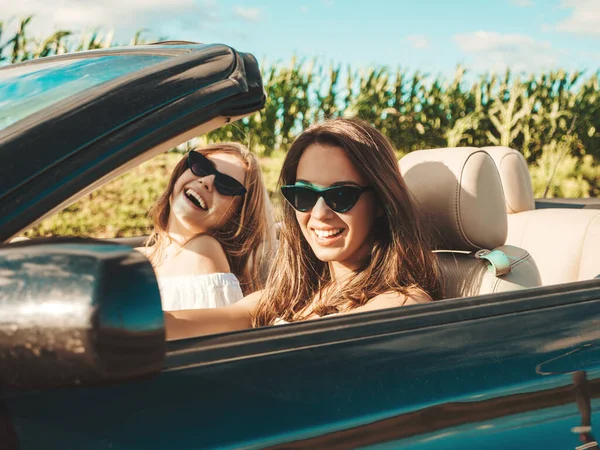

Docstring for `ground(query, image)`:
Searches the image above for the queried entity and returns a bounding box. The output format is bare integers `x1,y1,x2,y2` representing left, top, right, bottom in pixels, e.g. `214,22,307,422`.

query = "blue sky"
3,0,600,77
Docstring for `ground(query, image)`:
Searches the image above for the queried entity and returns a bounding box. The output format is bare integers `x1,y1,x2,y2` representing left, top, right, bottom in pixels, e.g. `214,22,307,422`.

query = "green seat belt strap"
473,249,511,277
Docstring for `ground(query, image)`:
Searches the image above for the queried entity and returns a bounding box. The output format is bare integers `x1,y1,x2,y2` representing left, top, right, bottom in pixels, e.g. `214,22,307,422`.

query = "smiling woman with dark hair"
137,142,276,311
165,118,442,339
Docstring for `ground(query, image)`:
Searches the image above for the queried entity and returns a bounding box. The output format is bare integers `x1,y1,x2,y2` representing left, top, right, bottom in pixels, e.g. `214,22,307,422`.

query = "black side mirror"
0,238,165,391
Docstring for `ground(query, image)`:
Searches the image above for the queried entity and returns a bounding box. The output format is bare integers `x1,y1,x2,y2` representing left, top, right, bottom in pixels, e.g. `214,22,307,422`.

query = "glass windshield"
0,54,169,131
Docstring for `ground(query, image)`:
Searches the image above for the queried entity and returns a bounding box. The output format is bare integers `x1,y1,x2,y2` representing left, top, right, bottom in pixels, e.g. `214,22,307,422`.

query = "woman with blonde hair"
139,142,275,311
165,118,442,337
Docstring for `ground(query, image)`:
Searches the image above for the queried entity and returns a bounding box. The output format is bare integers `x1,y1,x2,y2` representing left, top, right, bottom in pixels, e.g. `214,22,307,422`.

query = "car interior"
399,147,542,298
485,146,600,286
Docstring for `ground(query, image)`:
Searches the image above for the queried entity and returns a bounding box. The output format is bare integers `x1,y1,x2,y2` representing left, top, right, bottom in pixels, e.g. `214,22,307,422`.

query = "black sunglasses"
280,184,372,213
187,151,247,197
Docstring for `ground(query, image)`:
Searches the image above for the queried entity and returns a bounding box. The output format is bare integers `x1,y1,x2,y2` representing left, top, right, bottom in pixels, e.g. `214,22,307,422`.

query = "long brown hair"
253,118,442,326
147,142,276,294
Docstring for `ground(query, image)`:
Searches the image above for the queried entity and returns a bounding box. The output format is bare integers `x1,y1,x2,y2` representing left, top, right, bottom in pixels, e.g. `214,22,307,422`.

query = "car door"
3,279,600,449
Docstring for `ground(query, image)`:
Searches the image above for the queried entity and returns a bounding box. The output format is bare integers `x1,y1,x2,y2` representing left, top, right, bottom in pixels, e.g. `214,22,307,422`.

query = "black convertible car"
0,43,599,450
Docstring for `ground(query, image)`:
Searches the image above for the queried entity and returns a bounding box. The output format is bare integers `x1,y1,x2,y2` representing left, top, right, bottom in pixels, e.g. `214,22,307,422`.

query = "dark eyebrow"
296,179,361,187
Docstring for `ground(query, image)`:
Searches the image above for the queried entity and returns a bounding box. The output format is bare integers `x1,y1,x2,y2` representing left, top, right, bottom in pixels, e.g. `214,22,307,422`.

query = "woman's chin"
311,247,345,263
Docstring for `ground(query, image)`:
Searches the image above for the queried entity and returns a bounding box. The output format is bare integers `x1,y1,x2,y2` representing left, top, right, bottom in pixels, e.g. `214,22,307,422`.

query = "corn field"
2,16,600,199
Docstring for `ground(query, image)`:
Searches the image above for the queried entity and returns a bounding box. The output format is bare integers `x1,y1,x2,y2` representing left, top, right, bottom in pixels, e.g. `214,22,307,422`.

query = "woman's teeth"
185,189,207,210
313,228,343,238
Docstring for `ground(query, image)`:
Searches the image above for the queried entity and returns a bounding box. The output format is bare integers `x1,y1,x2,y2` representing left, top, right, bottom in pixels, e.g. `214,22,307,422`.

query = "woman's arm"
164,290,262,340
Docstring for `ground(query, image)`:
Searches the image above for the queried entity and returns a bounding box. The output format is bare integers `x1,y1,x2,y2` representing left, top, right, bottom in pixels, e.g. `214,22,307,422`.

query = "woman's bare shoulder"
402,289,433,306
165,235,230,275
184,234,224,253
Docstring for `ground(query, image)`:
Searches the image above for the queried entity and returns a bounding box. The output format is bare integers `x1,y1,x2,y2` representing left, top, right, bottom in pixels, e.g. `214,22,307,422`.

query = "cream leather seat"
485,146,600,285
399,147,542,299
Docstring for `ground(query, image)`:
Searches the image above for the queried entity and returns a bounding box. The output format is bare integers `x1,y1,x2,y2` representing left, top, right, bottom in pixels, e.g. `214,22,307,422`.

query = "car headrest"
484,146,535,214
399,147,508,252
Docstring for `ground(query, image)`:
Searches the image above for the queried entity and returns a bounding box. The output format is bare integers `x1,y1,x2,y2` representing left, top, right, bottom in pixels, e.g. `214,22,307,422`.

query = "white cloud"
232,7,262,22
0,0,220,42
455,31,558,73
510,0,534,6
406,34,430,49
300,6,310,14
555,0,600,35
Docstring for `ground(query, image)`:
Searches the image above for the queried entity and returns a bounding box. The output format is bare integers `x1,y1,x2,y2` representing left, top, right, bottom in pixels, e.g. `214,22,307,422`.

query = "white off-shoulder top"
157,272,244,311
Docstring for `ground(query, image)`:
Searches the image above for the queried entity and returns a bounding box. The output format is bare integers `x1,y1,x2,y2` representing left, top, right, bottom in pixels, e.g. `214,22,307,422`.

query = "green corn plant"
314,63,341,121
130,29,148,46
8,16,33,62
445,111,483,147
0,20,6,62
75,29,115,51
529,133,592,199
345,66,391,127
33,31,72,58
486,82,535,148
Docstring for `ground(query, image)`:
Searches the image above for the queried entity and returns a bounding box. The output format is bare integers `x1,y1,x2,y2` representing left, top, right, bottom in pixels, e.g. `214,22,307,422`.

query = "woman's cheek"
295,211,312,241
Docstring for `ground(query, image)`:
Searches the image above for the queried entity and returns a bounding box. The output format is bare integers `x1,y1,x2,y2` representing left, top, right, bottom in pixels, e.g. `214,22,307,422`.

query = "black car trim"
535,198,600,210
164,279,600,371
0,401,19,450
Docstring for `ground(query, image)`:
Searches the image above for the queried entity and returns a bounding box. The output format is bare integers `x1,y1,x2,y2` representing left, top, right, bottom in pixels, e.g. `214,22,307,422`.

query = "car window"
0,54,169,131
20,150,181,240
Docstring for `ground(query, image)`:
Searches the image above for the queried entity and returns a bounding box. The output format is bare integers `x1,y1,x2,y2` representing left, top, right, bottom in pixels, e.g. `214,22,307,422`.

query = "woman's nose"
311,196,334,219
199,174,215,191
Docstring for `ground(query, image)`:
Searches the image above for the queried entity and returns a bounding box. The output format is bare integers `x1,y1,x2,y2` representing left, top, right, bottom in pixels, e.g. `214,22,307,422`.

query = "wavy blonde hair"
253,118,442,327
147,143,276,294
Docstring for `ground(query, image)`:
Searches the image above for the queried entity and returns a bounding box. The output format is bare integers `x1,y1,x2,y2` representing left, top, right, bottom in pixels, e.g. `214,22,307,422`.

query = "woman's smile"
310,226,346,245
184,187,208,210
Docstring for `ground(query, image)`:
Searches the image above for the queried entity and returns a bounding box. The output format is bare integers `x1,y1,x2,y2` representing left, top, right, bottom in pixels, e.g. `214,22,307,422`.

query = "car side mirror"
0,238,165,391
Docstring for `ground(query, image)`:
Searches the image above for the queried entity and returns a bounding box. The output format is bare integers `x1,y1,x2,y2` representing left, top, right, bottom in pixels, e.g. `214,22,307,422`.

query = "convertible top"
0,43,265,241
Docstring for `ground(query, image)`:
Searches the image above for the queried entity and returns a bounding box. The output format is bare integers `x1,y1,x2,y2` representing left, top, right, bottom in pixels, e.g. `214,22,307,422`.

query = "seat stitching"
454,159,463,245
575,211,600,280
497,152,514,213
500,151,533,214
515,212,533,248
456,151,487,249
510,254,531,270
508,250,530,267
492,252,535,293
